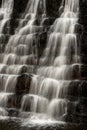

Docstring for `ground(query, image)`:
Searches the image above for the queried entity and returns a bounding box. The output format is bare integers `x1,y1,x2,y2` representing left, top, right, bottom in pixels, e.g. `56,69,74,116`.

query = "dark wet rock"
64,100,87,123
75,101,87,116
9,19,20,34
38,32,47,58
46,0,61,17
80,32,87,60
0,119,21,130
72,64,87,79
15,73,32,94
7,108,19,117
62,114,73,123
0,0,2,6
79,81,87,97
0,13,4,20
80,44,87,55
1,20,11,35
80,65,87,78
41,17,56,26
0,34,10,45
80,54,87,64
75,23,83,34
64,113,87,124
68,80,87,99
13,0,29,18
67,81,81,98
58,80,81,99
72,64,80,79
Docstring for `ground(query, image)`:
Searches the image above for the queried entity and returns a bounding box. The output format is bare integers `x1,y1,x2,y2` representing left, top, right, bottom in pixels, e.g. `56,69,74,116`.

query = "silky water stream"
0,0,81,129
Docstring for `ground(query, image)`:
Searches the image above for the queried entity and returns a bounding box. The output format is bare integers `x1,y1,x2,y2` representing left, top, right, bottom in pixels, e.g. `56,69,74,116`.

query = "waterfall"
26,0,80,120
1,0,13,17
0,0,47,119
16,0,46,33
0,0,80,123
0,0,14,33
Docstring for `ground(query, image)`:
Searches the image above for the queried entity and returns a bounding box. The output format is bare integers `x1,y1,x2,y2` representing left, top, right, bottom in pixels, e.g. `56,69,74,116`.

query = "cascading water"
21,0,80,121
0,0,80,125
16,0,46,33
0,0,14,33
0,0,47,120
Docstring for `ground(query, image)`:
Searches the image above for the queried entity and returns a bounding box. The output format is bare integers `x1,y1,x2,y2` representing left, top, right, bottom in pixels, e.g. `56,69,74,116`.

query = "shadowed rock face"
79,0,87,65
12,0,61,18
46,0,61,17
13,0,29,14
0,1,2,7
79,0,87,28
15,74,32,94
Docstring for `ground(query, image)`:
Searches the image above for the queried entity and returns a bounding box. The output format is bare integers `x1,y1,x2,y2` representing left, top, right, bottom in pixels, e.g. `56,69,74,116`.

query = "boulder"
15,73,32,94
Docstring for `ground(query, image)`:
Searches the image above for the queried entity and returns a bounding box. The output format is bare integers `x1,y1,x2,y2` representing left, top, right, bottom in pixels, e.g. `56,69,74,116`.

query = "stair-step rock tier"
0,0,87,129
